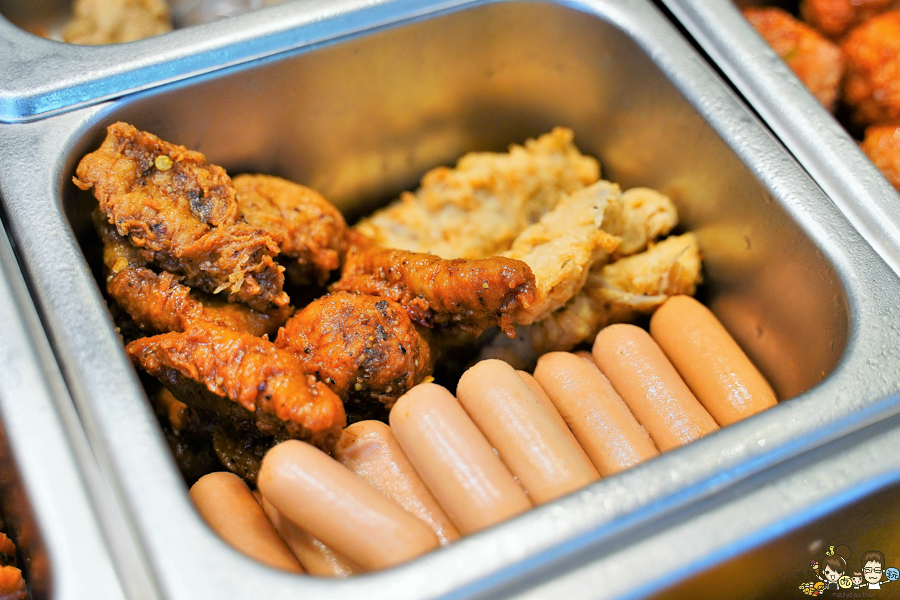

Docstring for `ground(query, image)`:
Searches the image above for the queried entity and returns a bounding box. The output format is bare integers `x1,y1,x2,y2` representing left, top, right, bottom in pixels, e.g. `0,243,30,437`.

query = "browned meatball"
276,291,432,419
744,7,845,111
800,0,900,39
861,123,900,191
842,11,900,126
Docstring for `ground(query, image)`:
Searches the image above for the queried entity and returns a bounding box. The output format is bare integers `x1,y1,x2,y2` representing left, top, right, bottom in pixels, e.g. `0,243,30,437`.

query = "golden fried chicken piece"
276,292,432,420
744,7,845,111
96,212,292,336
842,11,900,126
799,0,900,39
501,181,622,325
861,123,900,192
481,233,702,369
63,0,172,45
233,174,347,285
127,324,346,448
75,122,287,311
605,187,679,258
333,246,536,337
354,127,600,259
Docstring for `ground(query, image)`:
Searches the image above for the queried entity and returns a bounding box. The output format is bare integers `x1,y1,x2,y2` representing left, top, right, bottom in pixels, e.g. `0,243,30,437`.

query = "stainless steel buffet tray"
1,0,900,598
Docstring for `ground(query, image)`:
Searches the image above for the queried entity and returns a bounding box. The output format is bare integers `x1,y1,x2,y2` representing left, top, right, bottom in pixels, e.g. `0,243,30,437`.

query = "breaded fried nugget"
799,0,900,39
744,7,845,111
277,292,432,418
861,123,900,192
333,246,536,337
842,11,900,126
481,233,702,369
233,174,347,285
127,324,346,448
63,0,172,45
354,127,600,259
75,122,288,311
604,187,679,258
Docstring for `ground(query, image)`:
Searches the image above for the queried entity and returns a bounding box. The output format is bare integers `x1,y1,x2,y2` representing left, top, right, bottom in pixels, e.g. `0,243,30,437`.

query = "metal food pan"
0,219,133,598
1,0,900,598
658,0,900,281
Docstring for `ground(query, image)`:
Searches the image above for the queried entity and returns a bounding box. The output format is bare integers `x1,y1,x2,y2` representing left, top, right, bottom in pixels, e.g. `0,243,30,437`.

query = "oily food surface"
78,123,701,484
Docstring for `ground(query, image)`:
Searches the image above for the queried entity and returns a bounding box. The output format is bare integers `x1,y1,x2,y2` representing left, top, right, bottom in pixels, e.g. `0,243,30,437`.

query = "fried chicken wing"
354,127,600,259
75,122,287,311
333,247,536,337
276,291,432,420
799,0,900,39
481,233,702,369
842,11,900,126
63,0,172,45
127,324,345,448
233,174,347,286
861,122,900,192
744,7,845,111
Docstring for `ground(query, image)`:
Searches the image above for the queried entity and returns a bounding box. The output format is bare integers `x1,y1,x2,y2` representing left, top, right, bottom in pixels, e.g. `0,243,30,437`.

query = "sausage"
333,420,460,545
456,360,599,504
572,350,596,365
258,495,360,577
258,440,439,571
533,352,658,476
189,472,303,573
649,295,777,426
592,324,719,452
389,383,532,534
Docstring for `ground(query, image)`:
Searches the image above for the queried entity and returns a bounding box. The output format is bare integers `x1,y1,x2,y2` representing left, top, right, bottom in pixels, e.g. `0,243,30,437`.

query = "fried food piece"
744,7,845,111
63,0,172,45
481,233,702,369
75,122,287,311
861,122,900,191
605,187,680,258
354,127,600,259
842,11,900,126
0,532,25,600
233,174,347,286
799,0,900,39
501,182,622,325
276,292,432,420
127,324,345,448
333,247,536,337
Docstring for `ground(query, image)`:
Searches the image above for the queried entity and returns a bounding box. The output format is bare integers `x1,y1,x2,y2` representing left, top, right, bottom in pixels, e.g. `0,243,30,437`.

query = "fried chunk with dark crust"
277,292,432,420
74,122,288,311
234,174,347,286
333,246,536,337
127,324,345,449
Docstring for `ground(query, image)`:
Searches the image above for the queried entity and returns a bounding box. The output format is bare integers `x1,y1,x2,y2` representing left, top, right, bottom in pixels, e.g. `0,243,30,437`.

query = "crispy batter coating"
354,127,600,259
842,11,900,126
333,246,536,337
605,187,679,258
744,7,845,111
481,233,702,369
799,0,900,39
63,0,172,45
276,292,433,419
75,122,287,311
127,324,345,449
861,122,900,191
502,181,622,325
233,174,347,285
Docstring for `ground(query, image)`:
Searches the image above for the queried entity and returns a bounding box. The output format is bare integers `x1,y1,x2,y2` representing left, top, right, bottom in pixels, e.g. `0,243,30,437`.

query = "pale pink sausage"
189,472,303,573
515,370,595,469
258,440,439,571
389,383,532,534
333,420,460,545
533,352,659,476
457,360,599,504
593,324,719,451
572,350,596,365
258,495,360,577
650,295,777,426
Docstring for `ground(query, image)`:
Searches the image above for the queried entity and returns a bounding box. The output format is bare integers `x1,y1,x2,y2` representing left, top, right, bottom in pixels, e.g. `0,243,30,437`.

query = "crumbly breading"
604,187,679,258
480,233,702,369
354,127,600,259
63,0,172,45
